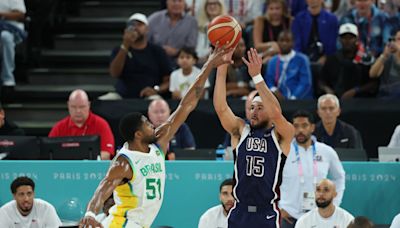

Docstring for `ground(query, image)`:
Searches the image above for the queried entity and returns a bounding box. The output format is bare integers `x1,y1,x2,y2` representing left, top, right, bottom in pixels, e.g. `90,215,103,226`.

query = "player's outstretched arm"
156,46,234,152
213,57,245,142
79,156,133,228
242,48,294,155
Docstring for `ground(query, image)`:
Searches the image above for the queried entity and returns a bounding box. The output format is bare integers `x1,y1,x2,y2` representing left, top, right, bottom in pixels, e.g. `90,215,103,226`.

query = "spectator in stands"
224,38,251,97
0,176,62,227
196,0,226,65
0,0,26,87
49,89,115,160
319,23,379,99
223,0,264,27
288,0,307,17
105,13,172,99
348,216,374,228
148,0,198,64
314,94,364,149
198,178,234,228
169,47,210,99
294,179,354,228
280,110,345,228
0,102,24,135
252,0,291,63
292,0,339,64
341,0,390,57
369,29,400,98
147,98,196,160
388,124,400,148
264,30,313,100
391,213,400,228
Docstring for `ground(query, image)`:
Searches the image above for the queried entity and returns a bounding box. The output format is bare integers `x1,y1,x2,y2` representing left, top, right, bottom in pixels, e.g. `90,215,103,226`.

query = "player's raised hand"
207,42,235,68
79,215,103,228
242,48,262,77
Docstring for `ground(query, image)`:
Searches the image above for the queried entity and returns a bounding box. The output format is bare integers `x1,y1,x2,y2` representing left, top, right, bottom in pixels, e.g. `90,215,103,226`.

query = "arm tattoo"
195,86,203,98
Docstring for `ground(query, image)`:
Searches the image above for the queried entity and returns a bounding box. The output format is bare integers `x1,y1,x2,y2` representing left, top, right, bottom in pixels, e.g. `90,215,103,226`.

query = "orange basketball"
207,15,242,49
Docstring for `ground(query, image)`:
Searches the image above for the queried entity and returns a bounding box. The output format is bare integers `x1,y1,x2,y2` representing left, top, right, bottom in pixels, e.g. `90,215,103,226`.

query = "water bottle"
216,144,225,161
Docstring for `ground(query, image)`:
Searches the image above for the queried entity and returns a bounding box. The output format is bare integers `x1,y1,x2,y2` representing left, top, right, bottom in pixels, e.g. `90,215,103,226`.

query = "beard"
221,202,233,214
250,120,269,130
143,135,157,144
316,198,332,208
295,133,310,144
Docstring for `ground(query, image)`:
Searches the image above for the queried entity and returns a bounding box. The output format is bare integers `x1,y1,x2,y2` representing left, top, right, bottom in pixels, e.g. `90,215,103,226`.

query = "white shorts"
101,215,143,228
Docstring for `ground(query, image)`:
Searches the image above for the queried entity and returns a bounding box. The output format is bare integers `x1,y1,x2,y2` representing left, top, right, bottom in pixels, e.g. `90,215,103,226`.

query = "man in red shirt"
48,89,115,160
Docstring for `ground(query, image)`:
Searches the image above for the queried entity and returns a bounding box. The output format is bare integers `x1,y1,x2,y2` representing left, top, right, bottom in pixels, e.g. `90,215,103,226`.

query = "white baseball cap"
339,23,358,37
128,13,148,25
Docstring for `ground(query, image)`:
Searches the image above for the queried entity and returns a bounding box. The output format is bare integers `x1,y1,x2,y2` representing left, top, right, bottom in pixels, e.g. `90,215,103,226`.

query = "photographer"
369,29,400,98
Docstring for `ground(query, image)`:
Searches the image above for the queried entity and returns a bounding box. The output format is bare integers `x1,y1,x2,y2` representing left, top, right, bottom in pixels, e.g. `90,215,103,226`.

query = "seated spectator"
148,0,198,64
292,0,338,64
264,30,313,100
252,0,291,63
0,0,27,87
369,29,400,98
223,0,263,27
198,178,234,228
391,213,400,228
0,176,62,227
169,47,210,99
104,13,172,99
388,124,400,148
347,216,374,228
280,110,345,227
315,94,364,149
147,99,196,160
0,102,24,135
49,89,115,160
288,0,307,17
294,179,354,228
196,0,226,65
341,0,390,57
319,23,379,99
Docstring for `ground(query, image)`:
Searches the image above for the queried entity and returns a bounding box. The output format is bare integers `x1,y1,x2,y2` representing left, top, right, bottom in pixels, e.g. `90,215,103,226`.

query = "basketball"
207,15,242,49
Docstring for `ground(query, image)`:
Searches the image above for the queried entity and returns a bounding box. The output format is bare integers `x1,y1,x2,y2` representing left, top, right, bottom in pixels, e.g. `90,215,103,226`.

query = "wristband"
252,74,264,84
120,44,132,58
84,211,96,219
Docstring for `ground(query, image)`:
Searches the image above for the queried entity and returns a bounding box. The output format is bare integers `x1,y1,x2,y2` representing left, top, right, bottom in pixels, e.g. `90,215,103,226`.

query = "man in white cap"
318,23,379,99
103,13,172,99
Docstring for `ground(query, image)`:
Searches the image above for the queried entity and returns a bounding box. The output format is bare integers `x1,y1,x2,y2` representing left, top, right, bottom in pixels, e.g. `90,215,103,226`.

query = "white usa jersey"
102,143,165,228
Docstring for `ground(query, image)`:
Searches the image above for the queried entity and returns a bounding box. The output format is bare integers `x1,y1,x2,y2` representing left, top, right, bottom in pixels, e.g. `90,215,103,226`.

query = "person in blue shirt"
264,30,313,100
341,0,390,57
291,0,339,64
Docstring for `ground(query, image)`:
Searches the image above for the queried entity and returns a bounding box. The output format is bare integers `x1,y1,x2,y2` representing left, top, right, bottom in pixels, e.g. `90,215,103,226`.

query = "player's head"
219,178,234,214
11,176,35,216
317,94,341,125
148,99,171,128
315,179,337,209
277,30,293,55
347,216,374,228
233,38,246,60
249,95,270,129
245,90,258,120
120,112,156,145
67,89,90,126
292,110,315,145
177,47,198,70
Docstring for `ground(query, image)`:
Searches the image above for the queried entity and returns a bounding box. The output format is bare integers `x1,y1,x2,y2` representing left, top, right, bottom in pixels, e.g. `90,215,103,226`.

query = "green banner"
0,161,399,227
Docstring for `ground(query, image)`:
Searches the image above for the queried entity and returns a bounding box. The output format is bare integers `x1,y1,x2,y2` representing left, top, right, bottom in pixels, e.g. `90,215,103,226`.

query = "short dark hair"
347,216,374,228
220,178,234,192
177,47,198,60
119,112,144,142
11,176,35,194
292,110,315,124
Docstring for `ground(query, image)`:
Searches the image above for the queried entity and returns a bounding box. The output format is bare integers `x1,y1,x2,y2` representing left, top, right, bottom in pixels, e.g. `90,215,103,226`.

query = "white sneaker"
3,80,16,86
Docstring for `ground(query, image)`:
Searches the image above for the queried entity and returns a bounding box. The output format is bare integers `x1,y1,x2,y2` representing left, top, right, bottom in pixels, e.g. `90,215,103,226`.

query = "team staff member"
49,89,115,160
279,110,345,228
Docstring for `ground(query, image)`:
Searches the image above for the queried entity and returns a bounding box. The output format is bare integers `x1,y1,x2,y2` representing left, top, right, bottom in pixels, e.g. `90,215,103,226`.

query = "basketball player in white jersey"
79,45,234,228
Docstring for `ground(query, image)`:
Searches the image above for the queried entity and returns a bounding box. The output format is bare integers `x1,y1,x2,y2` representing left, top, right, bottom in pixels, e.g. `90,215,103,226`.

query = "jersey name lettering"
246,137,268,153
140,163,163,176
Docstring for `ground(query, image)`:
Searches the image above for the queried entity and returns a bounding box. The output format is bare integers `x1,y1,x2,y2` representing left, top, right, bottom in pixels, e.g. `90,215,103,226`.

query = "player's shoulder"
0,200,16,211
336,206,354,220
315,141,336,154
200,205,222,218
295,208,316,227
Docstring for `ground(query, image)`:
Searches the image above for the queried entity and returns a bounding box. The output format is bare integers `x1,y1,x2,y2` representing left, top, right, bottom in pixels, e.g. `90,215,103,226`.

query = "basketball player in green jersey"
79,45,234,228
